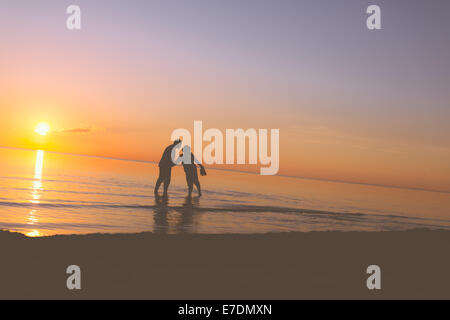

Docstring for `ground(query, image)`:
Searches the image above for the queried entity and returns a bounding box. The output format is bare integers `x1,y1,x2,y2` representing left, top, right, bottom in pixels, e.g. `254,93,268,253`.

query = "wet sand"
1,229,449,299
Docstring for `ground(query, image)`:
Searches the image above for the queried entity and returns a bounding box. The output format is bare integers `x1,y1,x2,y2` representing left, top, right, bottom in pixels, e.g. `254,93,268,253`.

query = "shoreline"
1,229,449,299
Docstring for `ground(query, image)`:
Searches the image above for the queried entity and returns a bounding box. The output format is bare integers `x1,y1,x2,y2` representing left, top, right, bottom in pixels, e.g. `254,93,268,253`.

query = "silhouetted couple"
154,140,206,197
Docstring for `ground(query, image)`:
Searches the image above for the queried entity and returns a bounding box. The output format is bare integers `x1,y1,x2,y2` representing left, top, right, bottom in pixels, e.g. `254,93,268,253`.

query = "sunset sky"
1,0,450,192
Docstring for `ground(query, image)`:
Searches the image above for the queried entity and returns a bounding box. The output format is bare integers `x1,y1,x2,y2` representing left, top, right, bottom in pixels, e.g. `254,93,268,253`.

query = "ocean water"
0,147,449,236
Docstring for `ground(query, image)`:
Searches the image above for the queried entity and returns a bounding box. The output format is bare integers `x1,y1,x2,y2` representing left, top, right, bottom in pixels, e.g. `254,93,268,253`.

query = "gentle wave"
1,200,449,226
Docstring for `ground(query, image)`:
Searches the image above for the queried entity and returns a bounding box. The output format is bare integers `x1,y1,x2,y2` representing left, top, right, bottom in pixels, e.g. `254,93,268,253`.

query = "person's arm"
191,153,202,166
196,163,204,169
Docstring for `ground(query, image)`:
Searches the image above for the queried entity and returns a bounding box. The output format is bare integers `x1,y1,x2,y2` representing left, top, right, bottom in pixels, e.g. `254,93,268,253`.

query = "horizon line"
1,145,449,195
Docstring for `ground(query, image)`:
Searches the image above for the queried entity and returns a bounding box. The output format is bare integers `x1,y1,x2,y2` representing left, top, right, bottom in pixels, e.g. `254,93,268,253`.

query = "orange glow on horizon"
26,230,42,237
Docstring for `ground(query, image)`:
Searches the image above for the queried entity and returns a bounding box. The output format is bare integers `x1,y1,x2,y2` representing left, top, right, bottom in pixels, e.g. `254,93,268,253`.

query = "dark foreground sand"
1,229,449,299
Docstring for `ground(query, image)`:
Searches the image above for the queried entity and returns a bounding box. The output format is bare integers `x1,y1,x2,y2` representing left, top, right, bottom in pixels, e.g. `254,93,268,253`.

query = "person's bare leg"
163,179,170,197
195,181,202,196
162,169,171,196
154,176,163,194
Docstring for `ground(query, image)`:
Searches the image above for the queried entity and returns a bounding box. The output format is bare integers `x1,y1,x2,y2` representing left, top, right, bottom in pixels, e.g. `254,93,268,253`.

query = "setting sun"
35,122,51,136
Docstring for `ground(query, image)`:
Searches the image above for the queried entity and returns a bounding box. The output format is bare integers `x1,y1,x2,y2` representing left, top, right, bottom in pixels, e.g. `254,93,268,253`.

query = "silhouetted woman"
180,146,206,197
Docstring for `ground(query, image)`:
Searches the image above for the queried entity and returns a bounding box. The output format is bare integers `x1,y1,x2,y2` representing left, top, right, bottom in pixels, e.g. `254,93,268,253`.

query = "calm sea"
0,147,449,236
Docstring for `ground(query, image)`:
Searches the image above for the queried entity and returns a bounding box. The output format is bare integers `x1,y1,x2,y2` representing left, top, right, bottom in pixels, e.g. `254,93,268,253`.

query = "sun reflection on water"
34,150,44,179
27,150,44,237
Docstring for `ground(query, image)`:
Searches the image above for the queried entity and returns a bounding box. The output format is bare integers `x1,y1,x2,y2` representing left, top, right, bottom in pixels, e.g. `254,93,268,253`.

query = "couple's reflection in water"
153,194,200,234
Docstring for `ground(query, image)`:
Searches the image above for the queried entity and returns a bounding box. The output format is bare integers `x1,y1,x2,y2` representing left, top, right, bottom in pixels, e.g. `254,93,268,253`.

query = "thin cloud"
56,126,102,134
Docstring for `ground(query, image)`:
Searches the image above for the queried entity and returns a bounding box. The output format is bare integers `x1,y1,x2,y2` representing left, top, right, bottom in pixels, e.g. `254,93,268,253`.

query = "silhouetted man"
154,139,182,196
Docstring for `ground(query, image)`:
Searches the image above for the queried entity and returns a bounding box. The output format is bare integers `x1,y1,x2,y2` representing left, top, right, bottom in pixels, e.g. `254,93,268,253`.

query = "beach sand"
1,229,449,299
